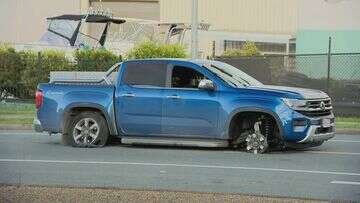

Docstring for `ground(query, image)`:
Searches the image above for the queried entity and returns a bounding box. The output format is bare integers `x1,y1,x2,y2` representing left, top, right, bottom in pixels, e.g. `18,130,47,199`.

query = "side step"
121,137,228,148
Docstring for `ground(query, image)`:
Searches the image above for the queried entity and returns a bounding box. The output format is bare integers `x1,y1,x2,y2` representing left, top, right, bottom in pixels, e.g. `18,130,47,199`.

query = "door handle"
121,93,135,97
166,95,181,99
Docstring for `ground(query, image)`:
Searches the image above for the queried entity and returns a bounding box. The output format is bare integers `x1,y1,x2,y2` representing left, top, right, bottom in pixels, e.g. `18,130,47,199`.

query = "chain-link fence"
0,53,121,126
0,49,122,102
217,53,360,116
1,50,360,116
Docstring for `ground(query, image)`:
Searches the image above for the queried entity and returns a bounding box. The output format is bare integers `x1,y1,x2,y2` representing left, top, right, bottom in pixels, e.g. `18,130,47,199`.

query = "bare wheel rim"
73,118,100,145
245,132,268,154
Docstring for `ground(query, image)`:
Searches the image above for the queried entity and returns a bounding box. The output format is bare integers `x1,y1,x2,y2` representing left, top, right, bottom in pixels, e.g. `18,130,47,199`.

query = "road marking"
331,181,360,186
0,159,359,176
329,140,360,143
304,151,360,156
0,132,45,135
222,150,360,156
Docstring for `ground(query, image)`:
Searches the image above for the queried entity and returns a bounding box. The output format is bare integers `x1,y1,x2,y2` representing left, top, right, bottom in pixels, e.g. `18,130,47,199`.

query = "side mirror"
198,79,215,91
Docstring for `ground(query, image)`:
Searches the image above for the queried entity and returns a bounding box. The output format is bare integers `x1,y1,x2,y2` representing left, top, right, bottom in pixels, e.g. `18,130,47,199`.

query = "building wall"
298,0,360,30
160,0,298,35
296,0,360,54
91,1,159,20
296,30,360,54
0,0,87,44
295,0,360,80
0,0,159,44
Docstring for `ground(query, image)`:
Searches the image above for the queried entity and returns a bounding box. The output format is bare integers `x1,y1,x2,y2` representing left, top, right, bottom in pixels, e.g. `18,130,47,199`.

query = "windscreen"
205,61,263,87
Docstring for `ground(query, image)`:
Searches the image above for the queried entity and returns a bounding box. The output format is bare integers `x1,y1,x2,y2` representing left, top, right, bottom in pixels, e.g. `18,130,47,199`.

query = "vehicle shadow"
106,136,325,154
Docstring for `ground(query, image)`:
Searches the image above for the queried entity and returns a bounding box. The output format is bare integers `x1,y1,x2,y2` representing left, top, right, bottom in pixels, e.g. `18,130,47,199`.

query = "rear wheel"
63,111,109,147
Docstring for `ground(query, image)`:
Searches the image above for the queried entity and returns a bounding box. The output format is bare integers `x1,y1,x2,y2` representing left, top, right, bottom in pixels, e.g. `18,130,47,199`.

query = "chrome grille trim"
296,98,333,117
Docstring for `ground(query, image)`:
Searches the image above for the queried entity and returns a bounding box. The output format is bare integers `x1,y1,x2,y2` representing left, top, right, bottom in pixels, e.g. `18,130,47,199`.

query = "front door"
115,61,167,136
162,63,220,138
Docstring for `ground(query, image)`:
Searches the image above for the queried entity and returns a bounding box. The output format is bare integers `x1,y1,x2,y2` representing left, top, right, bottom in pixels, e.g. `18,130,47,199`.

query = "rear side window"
122,62,167,87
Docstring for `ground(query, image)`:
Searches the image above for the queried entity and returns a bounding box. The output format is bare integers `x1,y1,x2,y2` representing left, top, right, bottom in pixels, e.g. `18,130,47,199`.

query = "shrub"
0,45,22,87
74,49,122,71
221,41,260,57
0,45,24,99
21,50,72,98
0,46,125,99
126,40,187,59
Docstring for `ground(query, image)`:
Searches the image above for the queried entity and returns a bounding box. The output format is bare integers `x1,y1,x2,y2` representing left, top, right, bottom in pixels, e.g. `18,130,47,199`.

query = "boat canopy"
42,14,126,47
47,14,126,24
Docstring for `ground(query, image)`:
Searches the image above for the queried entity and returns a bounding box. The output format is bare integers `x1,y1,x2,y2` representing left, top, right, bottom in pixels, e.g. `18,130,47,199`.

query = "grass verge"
0,102,35,125
335,117,360,129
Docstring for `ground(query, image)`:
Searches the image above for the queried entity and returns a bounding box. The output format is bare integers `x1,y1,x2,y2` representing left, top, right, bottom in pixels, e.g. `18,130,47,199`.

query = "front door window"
171,66,207,89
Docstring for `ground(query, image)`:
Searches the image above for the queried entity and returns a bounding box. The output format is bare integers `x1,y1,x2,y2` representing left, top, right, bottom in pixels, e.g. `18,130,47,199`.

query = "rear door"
115,61,167,136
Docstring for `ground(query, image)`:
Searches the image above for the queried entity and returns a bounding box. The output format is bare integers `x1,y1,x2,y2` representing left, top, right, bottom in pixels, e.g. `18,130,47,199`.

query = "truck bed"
36,83,115,133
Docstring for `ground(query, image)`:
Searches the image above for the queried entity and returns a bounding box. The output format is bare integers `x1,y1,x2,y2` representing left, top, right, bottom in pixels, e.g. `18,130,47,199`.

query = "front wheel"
63,111,109,147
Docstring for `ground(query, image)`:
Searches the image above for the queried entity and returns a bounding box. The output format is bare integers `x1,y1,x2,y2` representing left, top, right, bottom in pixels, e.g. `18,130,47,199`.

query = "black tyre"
63,111,109,147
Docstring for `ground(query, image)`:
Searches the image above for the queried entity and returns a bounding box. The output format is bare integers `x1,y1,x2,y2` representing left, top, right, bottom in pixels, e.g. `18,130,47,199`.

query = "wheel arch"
62,103,117,135
225,107,284,140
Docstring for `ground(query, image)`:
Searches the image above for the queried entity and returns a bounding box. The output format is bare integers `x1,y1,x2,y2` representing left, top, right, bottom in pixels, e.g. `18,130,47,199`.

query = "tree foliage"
74,48,122,71
0,41,187,100
21,50,72,97
221,41,260,57
127,40,187,59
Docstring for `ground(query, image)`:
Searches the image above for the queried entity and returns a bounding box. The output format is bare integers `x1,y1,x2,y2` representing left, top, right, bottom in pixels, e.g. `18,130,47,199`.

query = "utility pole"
191,0,198,59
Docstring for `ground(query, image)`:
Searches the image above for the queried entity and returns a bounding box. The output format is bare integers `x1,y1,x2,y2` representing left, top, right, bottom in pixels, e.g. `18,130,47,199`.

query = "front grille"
296,98,332,117
307,99,332,109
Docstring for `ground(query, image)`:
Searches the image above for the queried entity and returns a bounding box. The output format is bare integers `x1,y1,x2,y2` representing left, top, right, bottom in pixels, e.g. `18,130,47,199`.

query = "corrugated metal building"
0,0,297,56
1,0,358,57
160,0,298,56
160,0,297,34
0,0,160,45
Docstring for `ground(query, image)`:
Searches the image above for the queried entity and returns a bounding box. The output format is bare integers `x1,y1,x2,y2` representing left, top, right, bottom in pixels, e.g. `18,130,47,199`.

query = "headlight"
282,98,307,110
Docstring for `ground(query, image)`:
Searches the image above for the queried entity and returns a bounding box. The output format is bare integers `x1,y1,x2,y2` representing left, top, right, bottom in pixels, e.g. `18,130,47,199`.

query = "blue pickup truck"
34,59,335,153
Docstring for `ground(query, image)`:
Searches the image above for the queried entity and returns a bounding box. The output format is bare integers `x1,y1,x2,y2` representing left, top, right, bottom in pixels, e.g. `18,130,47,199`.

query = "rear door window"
122,62,167,88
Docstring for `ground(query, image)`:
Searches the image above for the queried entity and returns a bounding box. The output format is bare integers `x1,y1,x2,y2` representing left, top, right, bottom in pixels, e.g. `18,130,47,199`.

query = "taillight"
35,90,43,109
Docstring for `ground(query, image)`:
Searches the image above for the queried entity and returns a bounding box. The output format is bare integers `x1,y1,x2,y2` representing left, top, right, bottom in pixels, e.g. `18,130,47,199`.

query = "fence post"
37,52,42,76
212,41,216,59
326,37,331,93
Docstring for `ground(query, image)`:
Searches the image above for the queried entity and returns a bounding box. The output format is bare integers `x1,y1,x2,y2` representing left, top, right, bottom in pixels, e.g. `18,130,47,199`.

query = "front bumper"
297,124,335,143
33,117,43,132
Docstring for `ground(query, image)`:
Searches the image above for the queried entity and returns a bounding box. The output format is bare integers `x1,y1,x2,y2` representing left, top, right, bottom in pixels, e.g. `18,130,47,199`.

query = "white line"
223,150,360,156
330,140,360,143
304,151,360,156
0,159,359,176
331,181,360,186
0,132,45,135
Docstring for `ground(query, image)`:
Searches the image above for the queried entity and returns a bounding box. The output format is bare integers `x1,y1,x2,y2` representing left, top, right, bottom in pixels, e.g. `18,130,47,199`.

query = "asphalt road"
0,130,359,202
